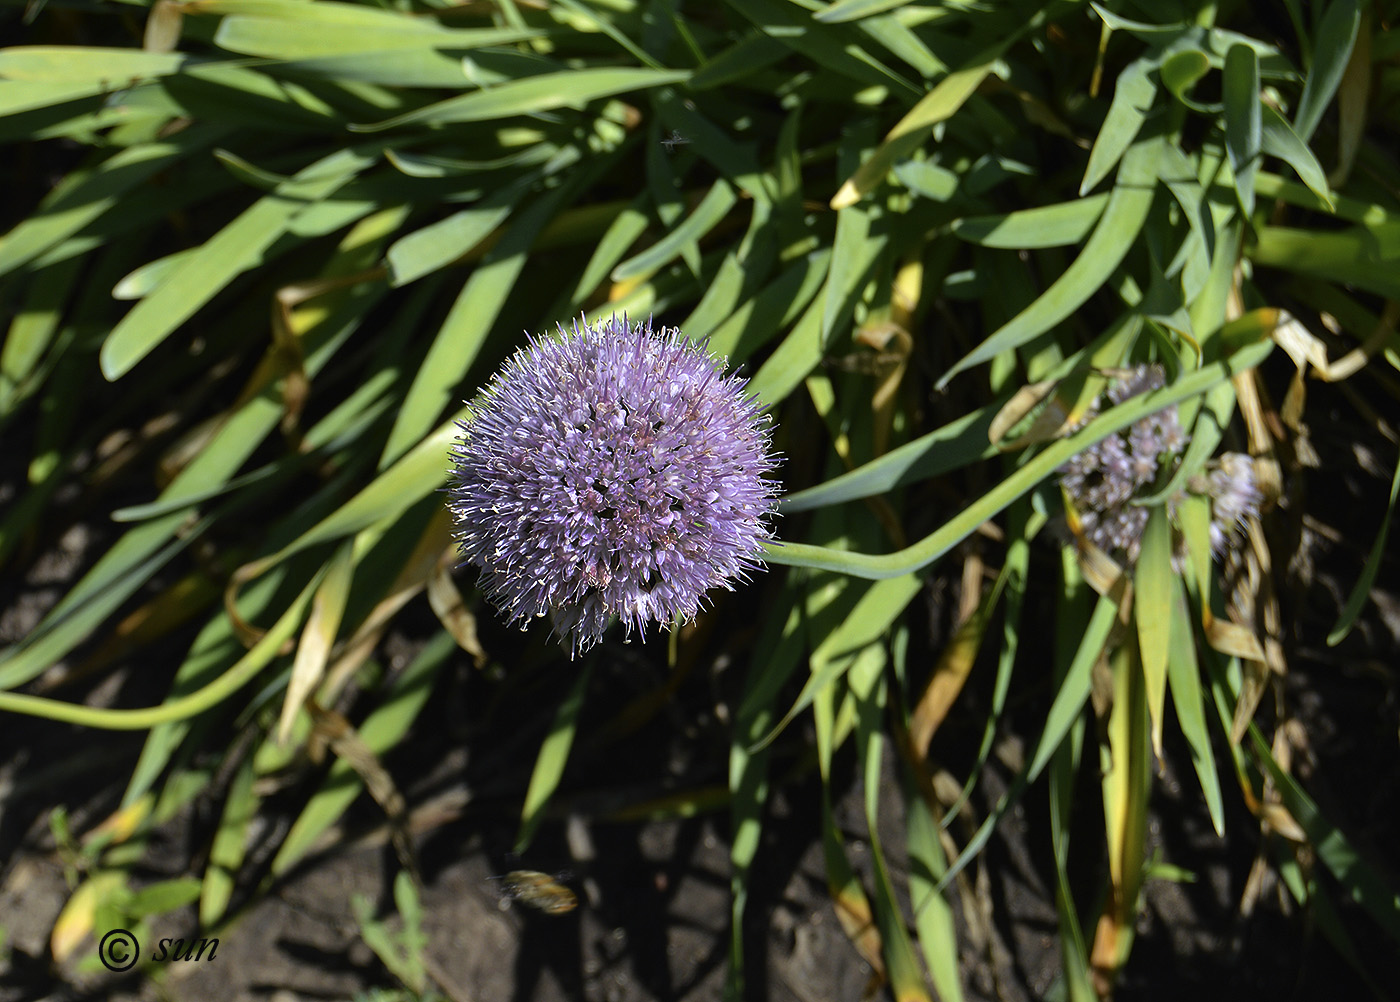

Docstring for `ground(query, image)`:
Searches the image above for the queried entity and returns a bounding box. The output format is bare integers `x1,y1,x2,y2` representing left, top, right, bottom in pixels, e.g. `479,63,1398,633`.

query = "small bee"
492,870,578,915
659,130,691,152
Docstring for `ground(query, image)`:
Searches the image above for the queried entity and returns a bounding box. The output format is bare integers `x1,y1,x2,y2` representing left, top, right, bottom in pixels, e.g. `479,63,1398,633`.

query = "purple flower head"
447,315,780,655
1059,364,1183,564
1059,366,1265,565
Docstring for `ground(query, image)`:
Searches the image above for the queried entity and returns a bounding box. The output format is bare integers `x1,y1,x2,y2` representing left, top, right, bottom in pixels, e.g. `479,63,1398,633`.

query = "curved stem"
0,573,319,730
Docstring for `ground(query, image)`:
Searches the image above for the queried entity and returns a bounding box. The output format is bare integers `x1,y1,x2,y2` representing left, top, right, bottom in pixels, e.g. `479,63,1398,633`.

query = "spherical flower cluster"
1058,365,1265,565
1059,364,1186,563
447,315,779,655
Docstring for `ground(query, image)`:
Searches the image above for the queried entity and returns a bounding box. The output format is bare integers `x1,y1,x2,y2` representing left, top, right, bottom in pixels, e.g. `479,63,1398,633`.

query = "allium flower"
447,315,779,655
1059,364,1183,563
1057,365,1263,565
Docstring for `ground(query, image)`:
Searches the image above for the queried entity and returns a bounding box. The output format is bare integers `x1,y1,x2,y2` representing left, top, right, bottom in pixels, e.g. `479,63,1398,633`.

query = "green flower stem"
765,338,1273,579
0,572,320,730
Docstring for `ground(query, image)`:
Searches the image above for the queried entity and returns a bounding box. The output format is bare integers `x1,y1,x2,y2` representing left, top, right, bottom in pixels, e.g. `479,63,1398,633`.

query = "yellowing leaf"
278,541,354,745
51,871,126,963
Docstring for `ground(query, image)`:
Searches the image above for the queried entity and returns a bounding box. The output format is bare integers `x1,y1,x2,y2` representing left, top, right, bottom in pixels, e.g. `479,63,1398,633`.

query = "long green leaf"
0,124,226,279
1165,569,1225,836
350,68,689,131
99,148,374,379
906,791,962,1002
1222,43,1262,217
0,47,189,81
214,18,540,58
1080,57,1155,195
938,138,1158,388
1251,223,1400,299
1135,505,1173,758
612,179,738,282
781,400,1000,512
951,194,1110,249
1259,105,1333,208
385,191,520,288
706,248,830,362
831,32,1023,209
751,574,921,752
1293,0,1360,142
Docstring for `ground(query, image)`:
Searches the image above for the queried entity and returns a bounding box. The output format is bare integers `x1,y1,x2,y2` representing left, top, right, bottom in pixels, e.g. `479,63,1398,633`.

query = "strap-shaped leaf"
612,178,737,281
1134,505,1173,759
100,148,374,379
349,68,689,131
1293,0,1361,142
939,137,1159,388
1259,105,1333,208
831,33,1023,209
1165,561,1225,836
951,193,1110,248
1222,43,1262,216
0,124,226,279
0,46,188,81
1080,57,1156,196
214,18,540,59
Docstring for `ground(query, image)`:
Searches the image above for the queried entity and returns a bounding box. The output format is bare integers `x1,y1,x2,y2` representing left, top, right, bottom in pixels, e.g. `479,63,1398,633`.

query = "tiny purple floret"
447,315,780,655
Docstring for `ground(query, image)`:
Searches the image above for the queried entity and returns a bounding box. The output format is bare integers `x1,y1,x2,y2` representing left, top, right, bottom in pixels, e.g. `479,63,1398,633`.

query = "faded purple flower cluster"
1057,364,1263,564
447,315,779,655
1059,365,1186,563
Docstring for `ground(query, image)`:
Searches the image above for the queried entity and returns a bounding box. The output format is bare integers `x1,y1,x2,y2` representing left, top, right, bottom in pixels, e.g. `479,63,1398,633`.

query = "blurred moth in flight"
493,870,578,914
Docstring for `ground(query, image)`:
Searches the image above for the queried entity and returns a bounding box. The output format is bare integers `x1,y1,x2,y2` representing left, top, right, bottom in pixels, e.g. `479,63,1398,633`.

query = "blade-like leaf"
1165,571,1225,836
100,148,374,379
1080,58,1155,196
1259,105,1333,208
951,193,1110,249
1293,0,1361,142
939,138,1158,388
1222,43,1262,216
350,68,689,131
1134,505,1173,759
